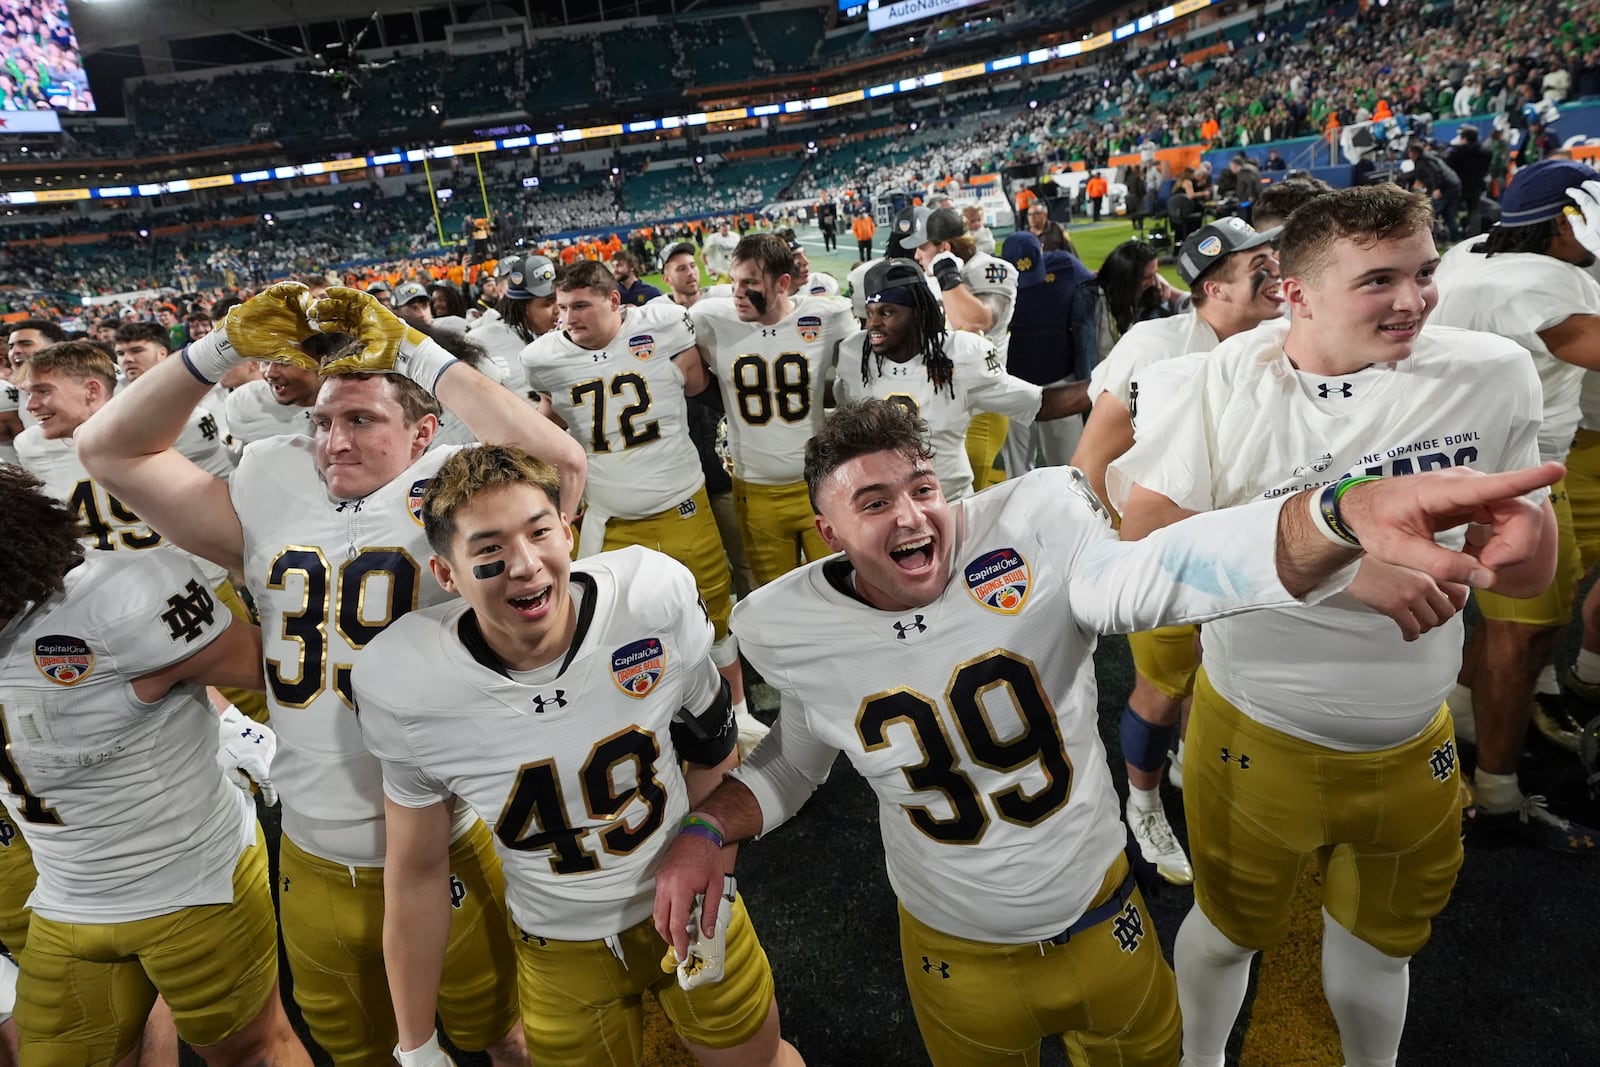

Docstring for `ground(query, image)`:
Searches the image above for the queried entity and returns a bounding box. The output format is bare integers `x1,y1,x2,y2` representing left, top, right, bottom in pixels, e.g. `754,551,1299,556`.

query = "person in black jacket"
1446,125,1494,236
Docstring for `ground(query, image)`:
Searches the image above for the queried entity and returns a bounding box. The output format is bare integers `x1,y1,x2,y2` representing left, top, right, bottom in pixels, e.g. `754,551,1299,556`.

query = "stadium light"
1256,30,1266,42
1029,99,1038,109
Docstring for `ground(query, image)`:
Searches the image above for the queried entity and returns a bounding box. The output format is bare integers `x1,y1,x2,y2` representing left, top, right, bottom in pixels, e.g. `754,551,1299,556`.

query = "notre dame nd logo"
161,580,216,644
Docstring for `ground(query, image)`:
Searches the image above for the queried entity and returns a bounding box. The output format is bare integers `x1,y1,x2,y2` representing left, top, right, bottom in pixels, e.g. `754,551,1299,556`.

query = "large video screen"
1,0,94,111
863,0,987,31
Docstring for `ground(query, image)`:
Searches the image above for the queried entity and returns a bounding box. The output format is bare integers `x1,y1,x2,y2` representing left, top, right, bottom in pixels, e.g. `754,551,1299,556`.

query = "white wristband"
396,336,460,394
181,328,244,386
1306,484,1361,548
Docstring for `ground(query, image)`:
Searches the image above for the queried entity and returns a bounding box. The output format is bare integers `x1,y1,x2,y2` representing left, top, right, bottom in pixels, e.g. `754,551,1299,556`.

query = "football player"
0,465,306,1066
651,243,707,309
896,205,1021,492
1112,185,1553,1067
466,254,559,389
1431,160,1600,846
776,233,840,299
0,357,22,467
703,220,741,282
653,399,1560,1067
116,320,233,447
691,234,854,586
521,261,758,745
356,445,803,1067
835,259,1085,501
13,341,267,725
1071,217,1285,886
78,283,586,1067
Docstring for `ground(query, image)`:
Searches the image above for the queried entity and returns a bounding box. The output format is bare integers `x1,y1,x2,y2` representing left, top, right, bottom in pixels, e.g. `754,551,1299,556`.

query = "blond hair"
422,444,562,556
16,341,117,392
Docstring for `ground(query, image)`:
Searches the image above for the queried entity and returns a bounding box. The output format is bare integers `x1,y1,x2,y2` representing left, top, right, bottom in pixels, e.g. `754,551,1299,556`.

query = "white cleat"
1129,804,1195,885
736,709,770,758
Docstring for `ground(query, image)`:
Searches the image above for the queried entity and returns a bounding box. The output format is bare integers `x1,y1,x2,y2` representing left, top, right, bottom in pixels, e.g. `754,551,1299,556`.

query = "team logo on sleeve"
34,635,94,686
963,548,1031,615
797,315,822,342
407,478,431,526
628,334,656,361
611,638,666,697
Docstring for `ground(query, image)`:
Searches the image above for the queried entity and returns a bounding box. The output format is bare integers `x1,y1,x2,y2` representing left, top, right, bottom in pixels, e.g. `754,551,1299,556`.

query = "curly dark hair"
0,465,85,622
804,399,935,512
860,282,953,399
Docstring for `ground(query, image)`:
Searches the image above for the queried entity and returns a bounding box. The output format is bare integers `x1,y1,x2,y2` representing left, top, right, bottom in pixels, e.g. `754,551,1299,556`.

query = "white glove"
216,705,278,807
661,874,736,990
1566,179,1600,257
395,1033,456,1067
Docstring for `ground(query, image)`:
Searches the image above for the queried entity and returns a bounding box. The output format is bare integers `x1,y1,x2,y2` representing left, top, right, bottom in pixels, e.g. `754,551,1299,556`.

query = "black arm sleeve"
670,675,737,767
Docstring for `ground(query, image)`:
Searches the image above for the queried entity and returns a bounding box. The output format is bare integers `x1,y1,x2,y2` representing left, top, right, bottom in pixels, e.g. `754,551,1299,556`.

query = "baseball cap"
1500,159,1600,227
366,279,393,294
1000,232,1046,289
863,258,926,304
662,242,698,263
895,206,964,248
393,281,430,306
1176,217,1282,286
504,255,557,300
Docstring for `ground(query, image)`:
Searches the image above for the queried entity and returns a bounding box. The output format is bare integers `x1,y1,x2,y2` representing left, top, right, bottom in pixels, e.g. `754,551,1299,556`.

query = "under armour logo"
921,956,951,979
449,874,467,909
335,498,366,513
238,727,267,746
519,930,549,946
1111,901,1145,953
532,690,568,713
161,580,216,643
761,328,779,337
281,876,290,893
1318,382,1354,399
1428,739,1456,782
1220,748,1250,769
893,615,927,639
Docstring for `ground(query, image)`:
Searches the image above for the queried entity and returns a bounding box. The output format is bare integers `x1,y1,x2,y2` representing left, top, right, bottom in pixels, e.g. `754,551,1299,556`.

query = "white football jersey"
231,435,462,864
0,381,20,466
357,547,722,940
962,252,1019,356
834,330,1042,500
1088,312,1221,410
1434,240,1600,463
0,551,251,924
15,420,232,588
466,316,533,385
732,467,1326,942
692,297,853,485
224,379,313,447
522,303,704,518
1109,318,1543,749
799,272,841,298
703,232,741,274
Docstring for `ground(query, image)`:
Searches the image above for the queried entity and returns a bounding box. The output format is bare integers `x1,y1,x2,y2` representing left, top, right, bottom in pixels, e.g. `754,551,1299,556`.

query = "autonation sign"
868,0,985,31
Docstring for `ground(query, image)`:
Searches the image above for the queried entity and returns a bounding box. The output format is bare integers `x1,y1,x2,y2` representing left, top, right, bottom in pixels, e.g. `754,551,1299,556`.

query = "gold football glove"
184,281,317,383
311,287,457,389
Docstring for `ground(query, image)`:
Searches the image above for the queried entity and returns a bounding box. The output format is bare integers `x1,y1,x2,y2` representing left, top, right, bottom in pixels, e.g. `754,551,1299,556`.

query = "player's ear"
429,553,459,594
815,513,844,552
411,412,438,453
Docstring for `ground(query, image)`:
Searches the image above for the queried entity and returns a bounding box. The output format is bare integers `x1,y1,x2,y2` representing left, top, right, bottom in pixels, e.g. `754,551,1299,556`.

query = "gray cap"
504,255,557,299
1176,217,1281,286
894,205,964,247
393,281,430,306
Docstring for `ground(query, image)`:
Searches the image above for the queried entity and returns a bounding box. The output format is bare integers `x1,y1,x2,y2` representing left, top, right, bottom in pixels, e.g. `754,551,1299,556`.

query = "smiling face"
1282,229,1440,374
311,376,436,500
262,360,320,408
813,448,955,612
431,481,575,670
23,369,105,439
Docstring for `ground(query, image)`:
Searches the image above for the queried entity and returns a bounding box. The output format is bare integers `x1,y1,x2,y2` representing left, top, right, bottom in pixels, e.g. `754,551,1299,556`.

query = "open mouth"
509,588,552,618
1379,320,1419,337
889,536,934,572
